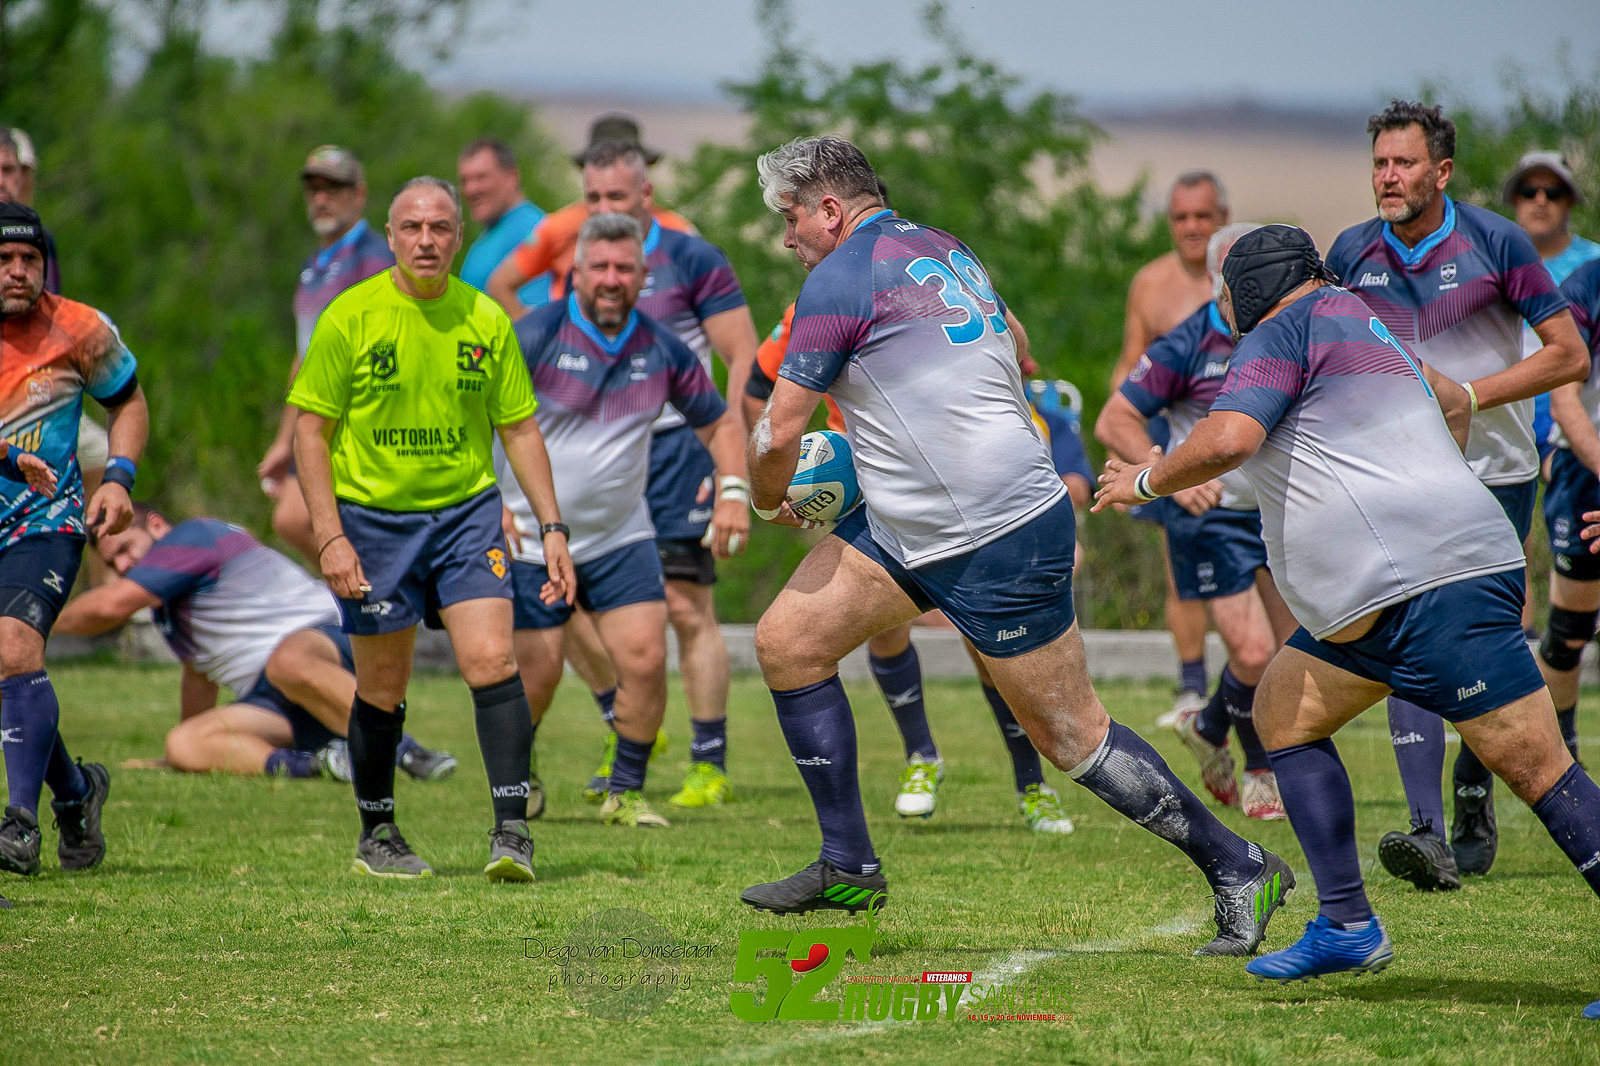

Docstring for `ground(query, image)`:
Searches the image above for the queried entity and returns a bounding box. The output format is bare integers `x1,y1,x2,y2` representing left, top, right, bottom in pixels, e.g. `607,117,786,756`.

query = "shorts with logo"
647,424,716,543
336,487,511,635
1128,415,1171,525
1163,506,1268,601
1285,570,1544,722
0,532,85,637
238,622,351,751
1543,449,1600,581
833,493,1076,659
512,538,665,629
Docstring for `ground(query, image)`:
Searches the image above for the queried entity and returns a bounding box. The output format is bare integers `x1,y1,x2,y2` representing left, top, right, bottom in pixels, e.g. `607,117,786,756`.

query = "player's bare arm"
748,376,824,529
1095,389,1222,515
258,354,304,487
1420,363,1473,452
1094,410,1266,512
1465,309,1587,410
1551,381,1600,474
702,306,760,437
179,662,220,721
1004,308,1039,376
693,408,752,559
89,380,148,537
486,255,532,321
1112,266,1160,387
54,578,161,637
291,408,367,599
496,415,575,606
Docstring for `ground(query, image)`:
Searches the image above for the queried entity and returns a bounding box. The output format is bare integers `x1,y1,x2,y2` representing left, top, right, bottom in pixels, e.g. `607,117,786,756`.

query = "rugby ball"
789,430,861,522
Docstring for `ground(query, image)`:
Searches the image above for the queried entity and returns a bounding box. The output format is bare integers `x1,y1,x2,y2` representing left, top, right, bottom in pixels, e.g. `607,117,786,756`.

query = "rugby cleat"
1379,826,1460,891
398,741,458,783
669,762,732,808
584,732,618,801
484,819,535,882
1585,1000,1600,1020
741,859,888,916
600,790,670,828
352,823,433,878
1246,915,1394,982
1241,769,1287,820
1197,850,1295,956
1450,783,1497,876
894,754,943,818
1173,705,1240,808
53,761,110,871
0,807,41,877
1018,783,1074,834
1158,688,1207,730
317,740,352,783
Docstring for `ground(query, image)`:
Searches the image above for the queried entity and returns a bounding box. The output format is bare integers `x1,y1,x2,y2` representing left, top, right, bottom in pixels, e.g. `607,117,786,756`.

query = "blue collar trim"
1206,301,1229,336
566,291,638,354
315,219,368,270
854,209,894,233
642,218,661,254
1382,196,1456,266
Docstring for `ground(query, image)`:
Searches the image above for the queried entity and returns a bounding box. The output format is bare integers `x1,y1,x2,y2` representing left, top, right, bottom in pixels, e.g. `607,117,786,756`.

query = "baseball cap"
1501,150,1585,206
301,145,364,186
569,114,661,167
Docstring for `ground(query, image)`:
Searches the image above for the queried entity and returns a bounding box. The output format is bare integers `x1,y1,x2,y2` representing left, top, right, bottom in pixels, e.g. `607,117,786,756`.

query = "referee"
289,177,573,882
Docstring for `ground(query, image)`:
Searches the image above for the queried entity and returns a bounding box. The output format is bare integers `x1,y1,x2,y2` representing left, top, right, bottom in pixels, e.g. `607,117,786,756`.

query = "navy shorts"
512,539,665,630
1285,570,1545,723
1163,506,1268,601
1487,478,1537,543
238,622,351,751
336,488,511,635
834,494,1077,658
0,532,85,637
1129,416,1171,525
1544,449,1600,581
647,424,715,542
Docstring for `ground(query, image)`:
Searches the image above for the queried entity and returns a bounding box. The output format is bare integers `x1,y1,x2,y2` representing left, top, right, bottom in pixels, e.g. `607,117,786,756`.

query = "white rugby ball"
788,430,862,522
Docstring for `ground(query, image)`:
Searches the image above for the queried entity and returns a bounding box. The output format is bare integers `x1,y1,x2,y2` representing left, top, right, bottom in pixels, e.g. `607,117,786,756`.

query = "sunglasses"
1516,184,1571,202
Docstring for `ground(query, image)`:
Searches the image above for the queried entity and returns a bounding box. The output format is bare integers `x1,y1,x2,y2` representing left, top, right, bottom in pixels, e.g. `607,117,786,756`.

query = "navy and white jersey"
638,221,746,434
1119,301,1253,509
1327,197,1569,485
1560,259,1600,432
498,295,726,565
780,211,1066,567
123,518,339,695
1210,286,1523,638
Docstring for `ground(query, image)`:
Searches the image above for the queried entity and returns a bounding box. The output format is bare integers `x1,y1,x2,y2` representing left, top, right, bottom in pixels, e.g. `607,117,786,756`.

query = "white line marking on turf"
674,913,1200,1066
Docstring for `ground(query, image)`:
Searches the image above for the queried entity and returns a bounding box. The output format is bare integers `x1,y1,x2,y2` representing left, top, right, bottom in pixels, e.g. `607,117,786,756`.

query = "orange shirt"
756,303,845,430
508,203,696,301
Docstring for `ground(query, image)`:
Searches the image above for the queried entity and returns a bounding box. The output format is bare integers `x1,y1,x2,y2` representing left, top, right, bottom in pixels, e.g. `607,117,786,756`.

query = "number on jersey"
905,250,1007,345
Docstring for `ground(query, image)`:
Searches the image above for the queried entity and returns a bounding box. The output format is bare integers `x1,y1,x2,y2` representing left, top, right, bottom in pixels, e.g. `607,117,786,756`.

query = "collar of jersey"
1381,196,1455,267
643,218,662,254
1206,300,1229,335
315,218,369,271
566,291,639,354
852,209,894,237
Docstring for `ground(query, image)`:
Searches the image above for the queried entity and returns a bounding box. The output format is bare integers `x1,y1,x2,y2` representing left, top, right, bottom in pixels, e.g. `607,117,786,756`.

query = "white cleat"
894,754,944,818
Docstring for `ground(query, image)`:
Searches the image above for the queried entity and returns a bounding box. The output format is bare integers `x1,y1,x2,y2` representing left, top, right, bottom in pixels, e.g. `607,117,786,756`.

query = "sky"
415,0,1600,112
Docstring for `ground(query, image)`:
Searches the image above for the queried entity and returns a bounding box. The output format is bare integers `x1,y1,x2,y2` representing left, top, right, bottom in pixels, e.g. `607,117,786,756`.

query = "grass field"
3,662,1599,1065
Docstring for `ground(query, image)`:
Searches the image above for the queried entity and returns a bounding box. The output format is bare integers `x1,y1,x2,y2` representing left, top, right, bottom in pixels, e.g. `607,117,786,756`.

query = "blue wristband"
0,448,29,483
103,456,137,491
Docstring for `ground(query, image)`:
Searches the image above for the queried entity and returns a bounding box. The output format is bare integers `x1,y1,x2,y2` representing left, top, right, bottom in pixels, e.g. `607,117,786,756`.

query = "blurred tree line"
4,0,1597,626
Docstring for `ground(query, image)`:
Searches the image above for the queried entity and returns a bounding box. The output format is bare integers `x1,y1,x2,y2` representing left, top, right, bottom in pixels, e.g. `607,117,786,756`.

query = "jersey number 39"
905,251,1008,345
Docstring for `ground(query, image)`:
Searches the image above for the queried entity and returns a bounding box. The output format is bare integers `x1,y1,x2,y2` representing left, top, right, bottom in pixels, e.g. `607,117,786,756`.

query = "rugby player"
457,138,549,308
0,202,147,880
1097,222,1297,820
259,147,395,564
741,137,1292,959
1097,224,1600,983
1114,171,1231,724
55,505,455,781
288,177,573,882
1328,101,1586,888
500,213,748,828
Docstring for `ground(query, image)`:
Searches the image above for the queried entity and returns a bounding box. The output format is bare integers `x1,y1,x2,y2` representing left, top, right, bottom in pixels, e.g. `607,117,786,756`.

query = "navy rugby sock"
1267,739,1372,927
1453,741,1494,790
983,685,1044,791
1216,670,1269,773
690,718,727,770
594,687,618,728
771,676,877,876
1531,762,1600,896
1194,670,1235,747
1,671,62,816
1070,720,1260,889
1557,705,1579,763
45,734,88,804
1179,658,1208,696
609,735,654,793
1387,698,1446,833
266,749,319,779
472,676,534,825
868,645,937,761
348,695,402,834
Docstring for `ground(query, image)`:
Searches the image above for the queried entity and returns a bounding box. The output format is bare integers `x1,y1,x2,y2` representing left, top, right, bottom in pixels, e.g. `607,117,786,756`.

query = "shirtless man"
1114,171,1231,724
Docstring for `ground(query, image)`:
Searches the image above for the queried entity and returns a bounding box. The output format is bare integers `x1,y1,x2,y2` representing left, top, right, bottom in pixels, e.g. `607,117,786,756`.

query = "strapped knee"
1541,606,1598,671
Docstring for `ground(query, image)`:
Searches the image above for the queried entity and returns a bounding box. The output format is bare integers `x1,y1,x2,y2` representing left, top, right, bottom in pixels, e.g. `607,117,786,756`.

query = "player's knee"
1230,640,1274,684
1541,607,1597,672
753,611,798,673
164,721,209,773
666,590,715,635
613,637,667,686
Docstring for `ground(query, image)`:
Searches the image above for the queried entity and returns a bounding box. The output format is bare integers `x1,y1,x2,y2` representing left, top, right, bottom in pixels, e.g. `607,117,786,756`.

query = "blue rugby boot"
1247,915,1394,983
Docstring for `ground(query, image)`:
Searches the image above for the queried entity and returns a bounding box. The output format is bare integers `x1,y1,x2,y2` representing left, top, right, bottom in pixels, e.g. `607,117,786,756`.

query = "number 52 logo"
729,913,879,1022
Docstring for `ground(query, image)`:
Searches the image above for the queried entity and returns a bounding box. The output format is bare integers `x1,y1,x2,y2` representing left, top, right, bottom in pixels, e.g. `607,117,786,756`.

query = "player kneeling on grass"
55,505,456,782
1097,225,1600,983
498,213,749,828
741,136,1293,958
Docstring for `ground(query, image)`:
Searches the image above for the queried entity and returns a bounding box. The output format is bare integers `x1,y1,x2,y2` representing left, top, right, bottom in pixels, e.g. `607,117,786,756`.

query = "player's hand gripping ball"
788,430,862,522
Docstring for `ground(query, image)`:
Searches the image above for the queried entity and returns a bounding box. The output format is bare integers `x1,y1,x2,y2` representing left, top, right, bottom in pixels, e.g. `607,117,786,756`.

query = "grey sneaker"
352,823,433,878
317,740,352,783
398,740,458,782
52,761,109,871
1197,850,1296,956
485,820,535,882
0,807,41,877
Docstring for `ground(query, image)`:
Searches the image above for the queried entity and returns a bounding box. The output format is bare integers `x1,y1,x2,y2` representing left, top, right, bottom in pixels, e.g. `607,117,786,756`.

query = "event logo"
367,341,398,382
457,341,489,375
486,547,507,579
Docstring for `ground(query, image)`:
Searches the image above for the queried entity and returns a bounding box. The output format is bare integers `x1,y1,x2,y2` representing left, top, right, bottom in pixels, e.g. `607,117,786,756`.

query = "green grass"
3,664,1599,1065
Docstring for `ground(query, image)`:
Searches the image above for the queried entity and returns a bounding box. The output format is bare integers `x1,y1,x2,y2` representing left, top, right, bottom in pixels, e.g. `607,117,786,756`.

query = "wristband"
719,476,751,493
1461,380,1479,414
753,502,784,522
719,485,751,503
539,522,570,538
318,533,349,558
1134,467,1161,502
102,456,137,492
0,448,30,483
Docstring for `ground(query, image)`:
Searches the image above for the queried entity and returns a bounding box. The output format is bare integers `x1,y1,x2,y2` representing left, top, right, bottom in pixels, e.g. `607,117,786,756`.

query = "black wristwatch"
539,522,570,538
